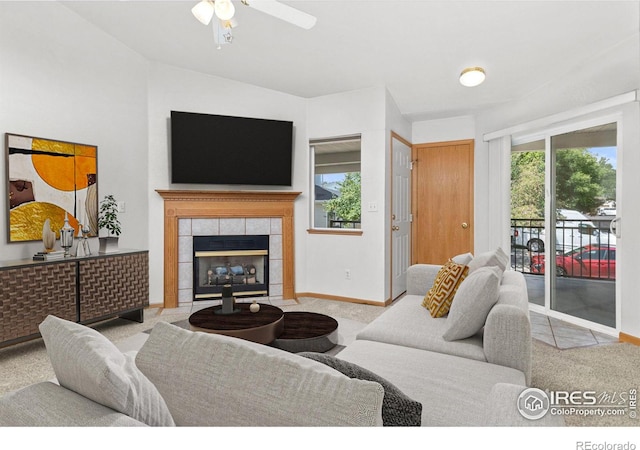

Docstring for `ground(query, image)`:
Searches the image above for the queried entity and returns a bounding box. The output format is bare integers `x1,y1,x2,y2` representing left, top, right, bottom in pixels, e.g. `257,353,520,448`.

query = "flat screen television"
170,110,293,186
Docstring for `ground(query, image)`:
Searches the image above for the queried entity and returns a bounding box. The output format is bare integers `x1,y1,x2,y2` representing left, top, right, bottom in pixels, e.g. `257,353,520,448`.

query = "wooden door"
412,139,474,264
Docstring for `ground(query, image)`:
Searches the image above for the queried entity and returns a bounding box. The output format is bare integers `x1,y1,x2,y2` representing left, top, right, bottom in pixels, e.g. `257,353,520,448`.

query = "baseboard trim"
296,292,388,307
619,332,640,346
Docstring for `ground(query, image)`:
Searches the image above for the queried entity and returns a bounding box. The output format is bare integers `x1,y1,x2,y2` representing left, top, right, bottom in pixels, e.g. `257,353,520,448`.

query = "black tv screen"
170,111,293,186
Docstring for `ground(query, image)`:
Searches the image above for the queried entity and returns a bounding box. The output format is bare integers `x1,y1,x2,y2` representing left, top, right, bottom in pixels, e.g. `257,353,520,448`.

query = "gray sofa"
350,261,532,383
0,249,563,427
337,251,542,426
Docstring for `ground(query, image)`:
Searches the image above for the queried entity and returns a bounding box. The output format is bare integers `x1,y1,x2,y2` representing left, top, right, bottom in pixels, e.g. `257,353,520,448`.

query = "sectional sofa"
0,248,563,426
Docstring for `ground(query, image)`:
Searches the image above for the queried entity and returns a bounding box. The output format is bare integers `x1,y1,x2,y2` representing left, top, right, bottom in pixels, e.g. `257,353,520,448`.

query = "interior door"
412,139,474,264
391,133,412,300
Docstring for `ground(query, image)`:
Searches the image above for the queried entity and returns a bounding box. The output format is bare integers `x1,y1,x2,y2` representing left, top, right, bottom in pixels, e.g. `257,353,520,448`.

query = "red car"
530,245,616,280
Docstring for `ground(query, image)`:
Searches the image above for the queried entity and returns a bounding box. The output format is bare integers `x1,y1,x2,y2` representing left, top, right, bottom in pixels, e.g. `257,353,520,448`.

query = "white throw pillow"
442,266,502,341
39,315,175,426
467,247,509,273
452,252,474,265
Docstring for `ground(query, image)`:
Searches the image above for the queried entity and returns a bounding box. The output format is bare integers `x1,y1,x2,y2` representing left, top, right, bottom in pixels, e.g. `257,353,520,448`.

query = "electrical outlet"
345,269,351,280
117,201,126,213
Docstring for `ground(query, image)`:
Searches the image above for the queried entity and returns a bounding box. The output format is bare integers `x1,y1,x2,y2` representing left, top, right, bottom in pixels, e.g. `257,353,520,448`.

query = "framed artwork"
6,133,98,243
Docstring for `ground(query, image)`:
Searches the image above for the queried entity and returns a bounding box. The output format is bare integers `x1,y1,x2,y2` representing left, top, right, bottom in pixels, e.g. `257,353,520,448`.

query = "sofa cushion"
483,383,565,426
357,294,486,362
298,352,422,426
422,259,469,317
443,266,502,341
468,247,509,273
135,321,384,426
38,315,175,427
0,381,146,427
337,339,526,426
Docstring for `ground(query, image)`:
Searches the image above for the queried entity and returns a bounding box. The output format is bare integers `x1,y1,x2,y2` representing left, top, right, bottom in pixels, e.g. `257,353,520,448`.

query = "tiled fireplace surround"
178,217,284,303
156,190,301,309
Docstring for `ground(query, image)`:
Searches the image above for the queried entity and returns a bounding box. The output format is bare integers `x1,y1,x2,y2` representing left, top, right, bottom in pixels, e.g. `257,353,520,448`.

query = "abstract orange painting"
6,133,98,242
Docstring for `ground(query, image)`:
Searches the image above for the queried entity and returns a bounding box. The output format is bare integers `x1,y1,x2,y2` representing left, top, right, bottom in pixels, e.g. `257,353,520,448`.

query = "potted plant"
98,194,121,253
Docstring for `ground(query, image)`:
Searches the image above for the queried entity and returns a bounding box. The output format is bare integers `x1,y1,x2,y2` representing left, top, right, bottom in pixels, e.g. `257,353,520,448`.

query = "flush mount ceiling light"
459,67,486,87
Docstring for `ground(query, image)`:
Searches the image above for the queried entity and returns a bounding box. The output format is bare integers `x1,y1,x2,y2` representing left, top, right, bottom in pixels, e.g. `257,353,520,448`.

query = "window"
310,135,361,231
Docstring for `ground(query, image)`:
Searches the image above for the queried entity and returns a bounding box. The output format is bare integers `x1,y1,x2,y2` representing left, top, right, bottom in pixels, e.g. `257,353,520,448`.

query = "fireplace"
193,235,269,300
156,190,301,308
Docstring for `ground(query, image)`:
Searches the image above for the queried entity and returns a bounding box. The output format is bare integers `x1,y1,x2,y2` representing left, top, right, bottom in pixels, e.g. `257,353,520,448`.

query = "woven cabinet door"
78,252,149,322
1,262,76,343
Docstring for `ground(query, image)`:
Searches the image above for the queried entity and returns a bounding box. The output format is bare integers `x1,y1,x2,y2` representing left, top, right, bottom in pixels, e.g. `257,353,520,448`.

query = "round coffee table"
188,303,284,344
270,312,339,353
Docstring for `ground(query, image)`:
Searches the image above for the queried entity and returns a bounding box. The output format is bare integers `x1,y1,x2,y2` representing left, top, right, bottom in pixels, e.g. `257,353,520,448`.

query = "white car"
598,207,617,216
512,209,614,253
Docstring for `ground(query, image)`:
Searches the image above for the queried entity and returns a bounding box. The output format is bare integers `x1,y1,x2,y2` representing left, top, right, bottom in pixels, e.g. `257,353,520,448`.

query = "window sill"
307,228,363,236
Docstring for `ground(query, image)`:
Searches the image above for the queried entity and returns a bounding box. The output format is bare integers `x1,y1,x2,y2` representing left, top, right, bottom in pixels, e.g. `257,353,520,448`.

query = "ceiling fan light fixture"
459,67,486,87
192,0,215,25
215,0,236,21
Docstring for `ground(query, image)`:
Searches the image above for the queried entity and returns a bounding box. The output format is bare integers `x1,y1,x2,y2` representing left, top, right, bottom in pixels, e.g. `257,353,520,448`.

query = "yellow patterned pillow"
422,259,469,318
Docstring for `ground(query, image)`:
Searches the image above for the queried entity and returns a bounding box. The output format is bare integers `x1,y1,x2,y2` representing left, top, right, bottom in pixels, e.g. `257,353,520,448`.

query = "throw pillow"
298,352,422,426
467,247,509,274
38,315,175,427
421,259,469,318
442,266,502,341
452,252,474,266
136,322,384,426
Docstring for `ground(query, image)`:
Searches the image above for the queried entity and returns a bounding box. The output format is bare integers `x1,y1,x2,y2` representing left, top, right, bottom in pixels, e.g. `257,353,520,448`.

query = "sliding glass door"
550,123,617,327
511,120,619,330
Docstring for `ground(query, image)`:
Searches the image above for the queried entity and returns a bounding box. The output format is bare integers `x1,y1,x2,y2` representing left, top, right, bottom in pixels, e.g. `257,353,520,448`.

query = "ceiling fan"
192,0,317,47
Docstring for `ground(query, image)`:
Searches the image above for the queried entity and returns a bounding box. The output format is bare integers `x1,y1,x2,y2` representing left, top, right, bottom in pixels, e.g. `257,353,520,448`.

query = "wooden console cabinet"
0,250,148,348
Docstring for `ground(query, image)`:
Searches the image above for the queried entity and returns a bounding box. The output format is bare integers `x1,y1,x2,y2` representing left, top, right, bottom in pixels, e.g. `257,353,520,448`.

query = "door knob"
392,226,399,231
461,222,469,229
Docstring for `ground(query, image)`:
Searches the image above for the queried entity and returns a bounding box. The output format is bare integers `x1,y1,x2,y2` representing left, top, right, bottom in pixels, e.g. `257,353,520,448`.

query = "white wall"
305,87,389,303
412,116,475,144
0,2,149,261
146,63,308,303
618,102,640,339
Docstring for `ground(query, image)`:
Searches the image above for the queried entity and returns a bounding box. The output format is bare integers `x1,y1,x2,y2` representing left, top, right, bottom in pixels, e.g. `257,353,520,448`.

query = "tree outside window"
311,136,361,229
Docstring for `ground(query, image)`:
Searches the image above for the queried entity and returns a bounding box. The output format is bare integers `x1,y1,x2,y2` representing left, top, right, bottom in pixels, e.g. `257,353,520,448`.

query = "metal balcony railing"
510,217,616,279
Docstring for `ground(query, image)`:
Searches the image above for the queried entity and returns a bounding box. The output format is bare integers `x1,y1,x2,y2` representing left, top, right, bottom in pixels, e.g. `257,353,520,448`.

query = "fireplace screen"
193,235,269,300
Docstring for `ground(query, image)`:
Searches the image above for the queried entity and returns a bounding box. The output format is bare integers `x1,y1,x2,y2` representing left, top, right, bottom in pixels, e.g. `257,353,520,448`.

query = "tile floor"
530,311,619,349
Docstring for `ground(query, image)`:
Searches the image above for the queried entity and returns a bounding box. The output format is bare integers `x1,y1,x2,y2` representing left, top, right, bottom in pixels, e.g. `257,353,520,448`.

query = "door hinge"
409,214,413,223
410,161,414,170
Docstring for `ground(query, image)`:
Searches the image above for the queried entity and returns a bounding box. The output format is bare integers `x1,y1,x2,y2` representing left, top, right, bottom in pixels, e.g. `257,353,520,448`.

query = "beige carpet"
1,297,638,428
531,339,640,426
0,307,191,397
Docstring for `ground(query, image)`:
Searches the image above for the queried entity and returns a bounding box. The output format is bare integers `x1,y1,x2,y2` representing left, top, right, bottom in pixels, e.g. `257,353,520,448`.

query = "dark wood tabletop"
278,311,338,339
188,302,284,344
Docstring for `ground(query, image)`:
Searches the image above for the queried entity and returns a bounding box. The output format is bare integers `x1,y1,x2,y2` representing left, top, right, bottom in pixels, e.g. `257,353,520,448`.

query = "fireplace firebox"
193,235,269,300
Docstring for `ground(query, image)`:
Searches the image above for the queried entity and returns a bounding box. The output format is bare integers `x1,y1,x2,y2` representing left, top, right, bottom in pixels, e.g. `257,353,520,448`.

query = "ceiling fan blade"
244,0,317,30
